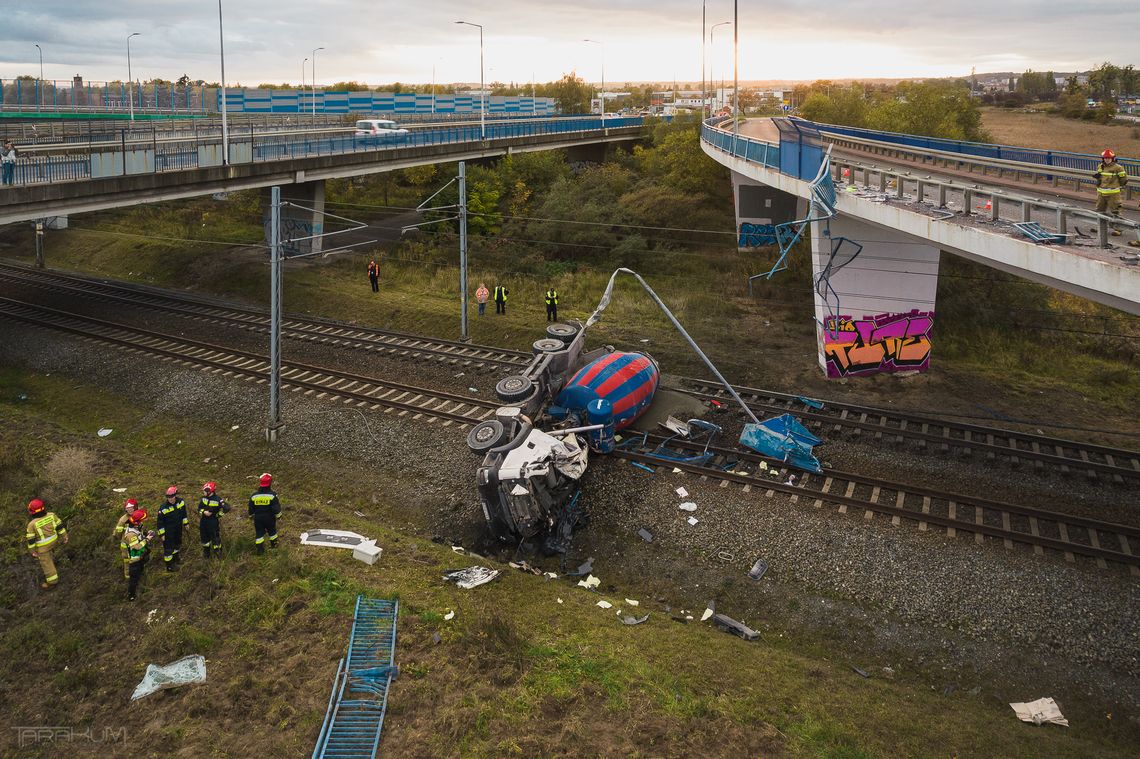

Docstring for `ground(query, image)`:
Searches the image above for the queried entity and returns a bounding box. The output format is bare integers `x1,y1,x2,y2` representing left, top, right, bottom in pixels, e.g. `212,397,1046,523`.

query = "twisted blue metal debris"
312,596,399,759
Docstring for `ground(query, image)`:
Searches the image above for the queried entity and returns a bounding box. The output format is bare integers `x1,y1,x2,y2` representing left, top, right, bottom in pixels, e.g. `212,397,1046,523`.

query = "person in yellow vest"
1094,149,1128,235
25,498,68,590
493,284,509,315
545,285,559,322
475,283,489,316
248,473,282,555
112,498,138,541
120,509,155,602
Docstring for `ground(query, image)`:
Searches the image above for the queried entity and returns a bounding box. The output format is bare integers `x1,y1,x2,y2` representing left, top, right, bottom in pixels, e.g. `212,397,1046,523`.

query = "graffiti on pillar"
822,310,934,378
263,216,324,256
738,222,777,247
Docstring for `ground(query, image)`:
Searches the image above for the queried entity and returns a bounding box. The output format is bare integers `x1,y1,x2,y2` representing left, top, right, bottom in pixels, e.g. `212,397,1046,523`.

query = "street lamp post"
302,57,308,110
710,21,730,112
127,32,140,122
454,21,485,140
217,1,229,165
583,39,604,124
311,46,324,123
701,2,706,118
34,44,43,110
733,0,739,135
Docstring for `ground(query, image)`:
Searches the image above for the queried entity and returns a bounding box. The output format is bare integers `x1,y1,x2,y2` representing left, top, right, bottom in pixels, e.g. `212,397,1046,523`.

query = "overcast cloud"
1,2,1135,86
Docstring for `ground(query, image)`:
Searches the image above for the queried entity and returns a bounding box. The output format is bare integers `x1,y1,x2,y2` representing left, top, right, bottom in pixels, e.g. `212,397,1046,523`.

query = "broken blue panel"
796,396,824,410
739,413,823,473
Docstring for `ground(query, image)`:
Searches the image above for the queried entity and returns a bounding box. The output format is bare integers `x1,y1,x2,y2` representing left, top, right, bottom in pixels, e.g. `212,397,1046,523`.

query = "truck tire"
532,338,564,354
467,420,509,453
495,375,535,403
546,322,580,343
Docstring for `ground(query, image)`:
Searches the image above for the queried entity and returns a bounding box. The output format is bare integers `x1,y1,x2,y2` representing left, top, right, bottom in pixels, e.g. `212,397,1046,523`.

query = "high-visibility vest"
26,513,65,549
494,286,508,303
121,527,148,564
545,289,558,305
1096,162,1128,194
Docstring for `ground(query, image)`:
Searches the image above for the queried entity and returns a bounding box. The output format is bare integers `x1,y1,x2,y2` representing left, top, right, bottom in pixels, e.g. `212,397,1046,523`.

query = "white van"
354,119,409,143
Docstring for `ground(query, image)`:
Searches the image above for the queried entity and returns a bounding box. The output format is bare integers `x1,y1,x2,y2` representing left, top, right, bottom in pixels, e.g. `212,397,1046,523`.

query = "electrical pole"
458,162,470,342
34,221,45,269
267,186,283,442
701,1,706,118
732,0,739,136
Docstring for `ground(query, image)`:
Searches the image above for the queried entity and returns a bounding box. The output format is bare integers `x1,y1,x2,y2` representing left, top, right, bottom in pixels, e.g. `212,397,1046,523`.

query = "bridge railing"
700,117,780,169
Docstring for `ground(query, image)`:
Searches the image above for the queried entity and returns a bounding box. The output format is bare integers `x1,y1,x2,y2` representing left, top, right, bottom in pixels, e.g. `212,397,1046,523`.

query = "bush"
41,446,96,505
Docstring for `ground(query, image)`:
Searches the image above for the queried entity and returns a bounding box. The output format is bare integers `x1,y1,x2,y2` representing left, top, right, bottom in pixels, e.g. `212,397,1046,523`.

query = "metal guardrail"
0,115,651,187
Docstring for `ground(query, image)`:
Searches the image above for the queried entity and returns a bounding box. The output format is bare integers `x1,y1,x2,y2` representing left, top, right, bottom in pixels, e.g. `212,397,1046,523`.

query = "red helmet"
27,498,46,515
259,473,273,487
165,486,178,497
202,481,217,494
124,497,138,510
129,508,148,525
1102,149,1115,161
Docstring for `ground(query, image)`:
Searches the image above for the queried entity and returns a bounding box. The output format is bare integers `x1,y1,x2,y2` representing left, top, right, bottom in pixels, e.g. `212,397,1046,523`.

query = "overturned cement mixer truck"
467,321,658,553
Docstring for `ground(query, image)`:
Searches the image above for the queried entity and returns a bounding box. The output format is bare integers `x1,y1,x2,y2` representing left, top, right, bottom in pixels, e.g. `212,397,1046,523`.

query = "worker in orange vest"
367,259,380,293
25,498,68,589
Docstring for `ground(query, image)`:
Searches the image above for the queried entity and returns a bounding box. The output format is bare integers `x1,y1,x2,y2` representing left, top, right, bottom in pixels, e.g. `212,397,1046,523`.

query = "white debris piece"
97,428,113,437
131,655,206,701
679,502,697,512
557,598,564,604
624,599,640,607
444,609,455,621
700,605,715,622
353,543,382,566
596,600,613,609
145,609,159,625
443,566,501,589
300,529,372,550
687,517,699,526
1010,698,1068,727
230,425,240,431
112,487,127,493
576,574,601,590
675,487,689,498
672,468,683,474
662,417,690,436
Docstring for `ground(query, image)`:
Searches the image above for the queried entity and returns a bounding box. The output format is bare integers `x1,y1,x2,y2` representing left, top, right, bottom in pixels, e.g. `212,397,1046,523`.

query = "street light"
127,32,140,122
217,1,229,165
312,46,325,123
733,0,739,135
34,44,43,110
701,1,706,119
710,21,730,112
583,39,605,124
454,21,485,140
302,57,308,97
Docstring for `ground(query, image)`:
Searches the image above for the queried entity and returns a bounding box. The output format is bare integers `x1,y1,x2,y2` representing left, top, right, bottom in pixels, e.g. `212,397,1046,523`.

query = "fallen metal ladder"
312,596,399,759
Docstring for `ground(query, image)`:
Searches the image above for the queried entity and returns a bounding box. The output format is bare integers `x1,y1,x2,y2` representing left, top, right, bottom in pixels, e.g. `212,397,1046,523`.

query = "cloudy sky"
2,2,1135,87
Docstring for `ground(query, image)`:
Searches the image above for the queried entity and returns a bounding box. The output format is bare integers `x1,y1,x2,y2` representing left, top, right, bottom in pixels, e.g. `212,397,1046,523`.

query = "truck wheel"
467,420,509,453
546,323,580,343
495,375,535,403
532,338,564,354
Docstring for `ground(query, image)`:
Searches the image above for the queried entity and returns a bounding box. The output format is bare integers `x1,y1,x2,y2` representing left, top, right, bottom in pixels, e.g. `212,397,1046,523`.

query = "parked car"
354,119,409,144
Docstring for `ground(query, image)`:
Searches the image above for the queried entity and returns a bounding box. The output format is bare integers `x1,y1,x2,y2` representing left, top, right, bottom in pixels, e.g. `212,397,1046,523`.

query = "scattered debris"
352,511,367,518
631,461,655,473
557,598,563,604
300,529,372,549
566,557,594,576
576,574,601,590
1010,698,1068,727
678,502,697,512
748,559,769,581
97,428,113,437
451,546,466,554
637,528,654,542
882,666,895,679
796,396,824,410
442,566,500,589
710,614,760,641
145,609,159,625
672,467,683,474
431,632,442,645
785,474,797,486
661,416,690,436
597,600,613,609
670,615,689,624
454,372,465,378
739,413,823,473
942,684,958,696
112,487,127,493
230,425,239,431
467,387,478,393
621,614,650,625
353,543,382,565
675,487,689,498
852,666,870,679
701,602,715,622
624,599,640,607
444,609,455,621
130,655,207,701
687,517,699,526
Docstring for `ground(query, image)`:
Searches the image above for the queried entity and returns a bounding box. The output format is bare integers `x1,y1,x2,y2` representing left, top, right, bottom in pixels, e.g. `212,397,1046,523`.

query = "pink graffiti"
823,310,934,378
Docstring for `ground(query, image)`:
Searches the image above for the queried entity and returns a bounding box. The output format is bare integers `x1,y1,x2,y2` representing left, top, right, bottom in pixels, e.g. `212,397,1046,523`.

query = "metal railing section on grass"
312,596,399,759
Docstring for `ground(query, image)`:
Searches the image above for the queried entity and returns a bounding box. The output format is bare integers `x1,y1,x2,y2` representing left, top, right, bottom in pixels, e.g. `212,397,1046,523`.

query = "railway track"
615,432,1140,574
677,377,1140,485
3,292,1137,573
0,297,499,428
0,261,531,372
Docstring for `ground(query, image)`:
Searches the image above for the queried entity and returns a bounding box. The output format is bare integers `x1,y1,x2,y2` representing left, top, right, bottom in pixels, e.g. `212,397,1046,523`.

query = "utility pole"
267,186,283,442
34,221,45,269
732,0,739,136
458,162,470,342
701,1,706,118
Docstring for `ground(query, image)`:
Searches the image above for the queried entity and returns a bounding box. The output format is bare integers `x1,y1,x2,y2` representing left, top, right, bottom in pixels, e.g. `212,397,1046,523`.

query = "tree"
548,73,592,115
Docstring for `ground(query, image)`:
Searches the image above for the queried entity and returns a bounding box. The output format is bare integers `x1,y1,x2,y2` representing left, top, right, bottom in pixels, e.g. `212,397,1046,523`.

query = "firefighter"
248,473,282,555
493,284,509,315
1094,149,1128,235
25,498,68,590
367,259,380,293
121,509,155,601
545,285,559,322
156,486,188,571
112,498,138,540
198,481,228,559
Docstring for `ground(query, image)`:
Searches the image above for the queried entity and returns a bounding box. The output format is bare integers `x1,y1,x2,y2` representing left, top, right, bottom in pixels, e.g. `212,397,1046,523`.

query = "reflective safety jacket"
1095,161,1129,194
248,487,282,517
120,525,149,564
367,261,379,278
26,512,66,551
198,494,226,521
493,285,508,303
545,289,559,306
157,497,188,534
113,512,131,539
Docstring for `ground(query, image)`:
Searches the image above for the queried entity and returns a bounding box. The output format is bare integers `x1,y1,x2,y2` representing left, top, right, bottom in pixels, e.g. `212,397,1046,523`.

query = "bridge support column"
811,215,940,378
732,173,803,248
262,179,325,257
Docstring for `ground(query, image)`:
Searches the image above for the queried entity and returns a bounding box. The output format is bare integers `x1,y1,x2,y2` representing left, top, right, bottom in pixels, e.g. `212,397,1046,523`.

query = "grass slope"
980,107,1140,157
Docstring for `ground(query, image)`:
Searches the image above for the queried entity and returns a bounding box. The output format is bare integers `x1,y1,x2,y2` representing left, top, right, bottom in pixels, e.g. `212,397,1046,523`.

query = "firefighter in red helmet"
248,473,282,555
1094,148,1128,233
157,486,188,570
198,481,229,559
120,509,155,601
25,498,68,589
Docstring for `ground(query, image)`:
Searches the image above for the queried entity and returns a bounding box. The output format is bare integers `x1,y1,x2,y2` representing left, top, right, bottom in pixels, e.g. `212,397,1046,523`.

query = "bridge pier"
262,179,325,257
811,215,940,379
732,174,803,248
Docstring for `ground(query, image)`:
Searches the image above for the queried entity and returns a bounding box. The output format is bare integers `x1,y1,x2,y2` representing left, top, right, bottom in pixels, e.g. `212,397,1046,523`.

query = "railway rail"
615,432,1140,574
2,292,1136,573
676,377,1140,485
